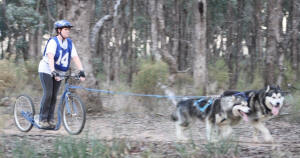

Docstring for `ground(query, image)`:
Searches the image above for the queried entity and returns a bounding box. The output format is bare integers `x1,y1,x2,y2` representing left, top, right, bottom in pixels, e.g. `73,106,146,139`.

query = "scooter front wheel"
14,95,35,132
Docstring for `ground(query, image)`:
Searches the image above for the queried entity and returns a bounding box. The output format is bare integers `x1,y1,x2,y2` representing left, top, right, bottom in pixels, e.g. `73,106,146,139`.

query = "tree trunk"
127,0,136,85
90,15,112,55
291,0,300,81
232,0,244,89
254,0,264,66
172,0,180,70
6,35,12,59
0,0,6,59
193,0,207,95
1,41,3,59
57,0,103,112
46,0,55,34
178,2,189,71
112,0,124,83
157,0,178,84
247,0,263,83
226,0,234,89
149,0,159,62
28,21,42,59
264,0,282,86
35,0,42,58
21,35,29,61
36,19,43,58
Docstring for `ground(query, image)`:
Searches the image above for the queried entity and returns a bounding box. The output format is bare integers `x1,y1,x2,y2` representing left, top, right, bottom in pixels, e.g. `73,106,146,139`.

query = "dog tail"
159,83,178,106
171,111,178,121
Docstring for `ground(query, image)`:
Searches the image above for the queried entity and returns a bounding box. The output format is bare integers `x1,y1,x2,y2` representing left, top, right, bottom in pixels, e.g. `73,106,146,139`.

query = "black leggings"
39,73,61,122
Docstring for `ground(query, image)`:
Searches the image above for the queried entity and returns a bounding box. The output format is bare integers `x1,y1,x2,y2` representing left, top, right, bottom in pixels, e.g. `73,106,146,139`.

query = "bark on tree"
231,0,244,89
172,0,180,70
264,0,282,86
127,0,136,85
291,0,300,81
226,0,234,89
0,0,6,59
247,0,263,83
29,0,42,59
112,0,124,83
57,0,103,112
178,2,189,71
149,0,159,62
254,0,264,66
90,15,112,55
193,0,207,94
157,0,178,83
46,0,55,34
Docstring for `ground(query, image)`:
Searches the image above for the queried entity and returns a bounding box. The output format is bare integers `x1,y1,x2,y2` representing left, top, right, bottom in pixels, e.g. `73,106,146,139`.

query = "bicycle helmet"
54,20,73,29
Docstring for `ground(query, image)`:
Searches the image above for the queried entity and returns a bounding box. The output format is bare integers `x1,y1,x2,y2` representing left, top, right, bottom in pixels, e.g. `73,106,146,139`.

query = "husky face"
264,86,284,116
220,95,250,121
232,97,251,122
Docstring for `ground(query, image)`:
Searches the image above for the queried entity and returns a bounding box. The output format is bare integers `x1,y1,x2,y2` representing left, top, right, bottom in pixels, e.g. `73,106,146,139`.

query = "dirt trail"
1,103,300,157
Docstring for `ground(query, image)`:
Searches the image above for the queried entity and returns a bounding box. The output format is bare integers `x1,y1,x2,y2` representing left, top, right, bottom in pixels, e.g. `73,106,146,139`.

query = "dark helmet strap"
58,28,66,40
59,31,66,40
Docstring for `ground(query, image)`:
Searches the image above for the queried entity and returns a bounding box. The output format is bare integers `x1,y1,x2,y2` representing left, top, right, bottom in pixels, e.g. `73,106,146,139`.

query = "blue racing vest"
43,36,72,72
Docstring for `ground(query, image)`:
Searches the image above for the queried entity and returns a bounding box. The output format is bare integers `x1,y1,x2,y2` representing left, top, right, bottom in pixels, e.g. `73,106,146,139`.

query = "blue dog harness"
193,98,214,112
233,92,249,101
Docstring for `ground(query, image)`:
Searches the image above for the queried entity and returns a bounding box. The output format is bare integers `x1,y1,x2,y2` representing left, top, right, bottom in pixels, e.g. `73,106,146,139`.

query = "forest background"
0,0,300,112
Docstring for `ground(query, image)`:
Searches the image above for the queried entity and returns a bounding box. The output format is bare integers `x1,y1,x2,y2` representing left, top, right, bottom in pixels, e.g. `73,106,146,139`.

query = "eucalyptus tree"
3,0,43,61
193,0,208,94
264,0,283,86
56,0,104,111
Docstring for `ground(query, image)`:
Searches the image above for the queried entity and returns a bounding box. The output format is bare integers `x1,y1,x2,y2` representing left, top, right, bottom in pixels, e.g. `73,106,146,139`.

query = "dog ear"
266,85,270,92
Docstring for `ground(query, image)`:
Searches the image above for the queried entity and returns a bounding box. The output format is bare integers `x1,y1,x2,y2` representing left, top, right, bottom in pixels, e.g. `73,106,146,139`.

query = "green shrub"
24,60,40,91
0,59,41,98
208,59,229,90
204,138,239,158
237,68,264,91
285,86,300,123
131,60,168,111
283,60,294,86
51,136,135,158
133,60,168,95
52,136,89,158
0,60,19,97
173,73,194,93
12,139,37,158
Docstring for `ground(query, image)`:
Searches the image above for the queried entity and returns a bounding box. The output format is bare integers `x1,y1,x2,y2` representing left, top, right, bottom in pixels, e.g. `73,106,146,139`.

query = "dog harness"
193,98,213,112
234,92,249,101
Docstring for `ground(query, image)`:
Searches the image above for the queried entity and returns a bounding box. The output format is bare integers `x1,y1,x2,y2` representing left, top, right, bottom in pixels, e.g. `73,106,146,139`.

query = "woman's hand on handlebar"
79,77,85,81
52,71,61,81
78,71,86,82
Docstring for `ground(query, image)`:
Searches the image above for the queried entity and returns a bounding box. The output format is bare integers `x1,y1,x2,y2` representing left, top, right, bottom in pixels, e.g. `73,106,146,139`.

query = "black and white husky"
222,85,285,142
171,95,250,141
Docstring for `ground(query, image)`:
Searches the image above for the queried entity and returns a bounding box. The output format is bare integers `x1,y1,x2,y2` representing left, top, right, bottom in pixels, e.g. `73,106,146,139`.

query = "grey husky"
171,95,250,141
222,85,285,142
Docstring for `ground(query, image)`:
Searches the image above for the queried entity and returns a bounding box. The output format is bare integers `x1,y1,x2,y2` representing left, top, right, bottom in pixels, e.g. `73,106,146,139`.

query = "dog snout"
247,109,252,114
275,102,280,107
